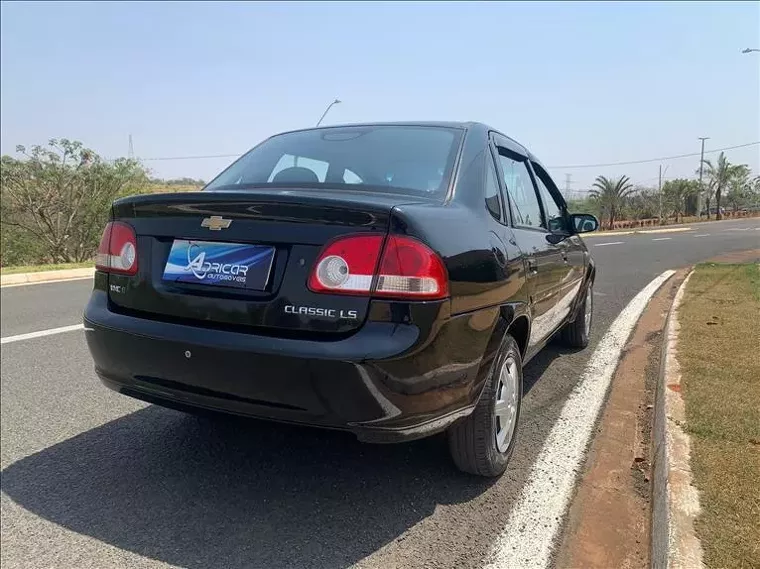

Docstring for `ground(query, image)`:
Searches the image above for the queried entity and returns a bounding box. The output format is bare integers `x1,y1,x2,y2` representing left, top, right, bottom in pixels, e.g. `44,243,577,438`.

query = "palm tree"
701,153,748,220
724,165,751,212
589,175,635,229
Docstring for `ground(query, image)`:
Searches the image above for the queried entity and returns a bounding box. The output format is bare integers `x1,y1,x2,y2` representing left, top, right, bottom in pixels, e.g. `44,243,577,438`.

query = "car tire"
447,334,523,477
560,280,593,349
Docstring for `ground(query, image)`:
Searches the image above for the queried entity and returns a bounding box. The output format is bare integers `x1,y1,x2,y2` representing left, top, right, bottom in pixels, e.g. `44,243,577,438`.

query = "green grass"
678,263,760,569
0,261,94,275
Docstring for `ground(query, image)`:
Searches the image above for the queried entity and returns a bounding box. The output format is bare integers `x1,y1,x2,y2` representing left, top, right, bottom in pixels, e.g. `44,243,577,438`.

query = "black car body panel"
84,121,595,443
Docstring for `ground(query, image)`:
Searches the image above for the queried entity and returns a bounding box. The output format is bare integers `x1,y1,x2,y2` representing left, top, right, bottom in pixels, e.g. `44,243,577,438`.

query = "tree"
567,195,601,219
701,180,715,219
1,139,149,264
724,166,752,212
701,152,748,220
625,187,658,220
662,179,699,223
749,176,760,207
589,175,635,229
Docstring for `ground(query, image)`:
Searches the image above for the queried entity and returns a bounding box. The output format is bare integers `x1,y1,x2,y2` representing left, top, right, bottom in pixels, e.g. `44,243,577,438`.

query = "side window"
484,154,502,221
498,152,544,229
532,163,567,233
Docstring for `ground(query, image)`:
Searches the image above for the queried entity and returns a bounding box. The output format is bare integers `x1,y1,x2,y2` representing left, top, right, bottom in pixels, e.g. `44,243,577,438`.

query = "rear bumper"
84,291,496,443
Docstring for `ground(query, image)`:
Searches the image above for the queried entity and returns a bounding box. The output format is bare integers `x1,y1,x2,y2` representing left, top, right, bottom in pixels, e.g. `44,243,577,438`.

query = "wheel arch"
506,313,530,359
470,301,530,404
568,259,596,323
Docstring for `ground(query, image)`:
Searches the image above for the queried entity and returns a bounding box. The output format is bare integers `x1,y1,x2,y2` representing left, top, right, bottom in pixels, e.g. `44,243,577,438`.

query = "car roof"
278,121,479,134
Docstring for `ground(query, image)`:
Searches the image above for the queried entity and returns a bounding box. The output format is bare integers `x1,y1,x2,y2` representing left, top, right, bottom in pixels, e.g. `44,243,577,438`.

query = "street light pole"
294,99,342,167
316,99,341,127
697,137,710,217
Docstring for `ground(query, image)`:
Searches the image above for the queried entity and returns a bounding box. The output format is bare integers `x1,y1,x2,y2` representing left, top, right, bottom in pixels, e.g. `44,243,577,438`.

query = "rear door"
492,140,565,349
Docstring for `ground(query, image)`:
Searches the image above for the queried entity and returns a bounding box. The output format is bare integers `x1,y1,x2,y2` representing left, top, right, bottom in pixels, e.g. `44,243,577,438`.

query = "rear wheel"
560,280,593,348
447,334,523,477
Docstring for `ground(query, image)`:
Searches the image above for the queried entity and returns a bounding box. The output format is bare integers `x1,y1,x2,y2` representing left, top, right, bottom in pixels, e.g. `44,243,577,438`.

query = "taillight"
308,235,384,294
375,235,449,298
308,234,448,299
95,221,138,276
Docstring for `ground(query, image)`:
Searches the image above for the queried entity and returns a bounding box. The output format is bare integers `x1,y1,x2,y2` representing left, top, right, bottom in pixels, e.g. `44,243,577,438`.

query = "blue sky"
1,1,758,194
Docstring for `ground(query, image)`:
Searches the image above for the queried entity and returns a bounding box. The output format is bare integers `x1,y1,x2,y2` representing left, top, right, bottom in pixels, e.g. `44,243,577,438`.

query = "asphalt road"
1,217,758,569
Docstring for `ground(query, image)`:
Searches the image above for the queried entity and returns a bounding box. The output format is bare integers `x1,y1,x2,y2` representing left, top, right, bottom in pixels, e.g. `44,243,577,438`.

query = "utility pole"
658,164,670,223
697,137,709,216
658,165,663,223
128,134,134,159
564,173,572,200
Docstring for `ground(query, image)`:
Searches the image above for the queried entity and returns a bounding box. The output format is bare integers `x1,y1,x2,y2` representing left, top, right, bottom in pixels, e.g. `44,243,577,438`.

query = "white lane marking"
594,241,625,247
652,237,672,241
694,234,710,237
484,269,676,569
723,228,751,232
1,324,84,345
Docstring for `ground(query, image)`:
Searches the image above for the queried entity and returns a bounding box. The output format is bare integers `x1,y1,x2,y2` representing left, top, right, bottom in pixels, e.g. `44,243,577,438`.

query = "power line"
133,140,760,166
547,141,759,170
141,152,242,161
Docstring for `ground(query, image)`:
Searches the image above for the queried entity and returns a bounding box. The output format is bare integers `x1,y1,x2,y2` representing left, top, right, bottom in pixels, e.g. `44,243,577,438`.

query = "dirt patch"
555,269,687,569
703,248,760,264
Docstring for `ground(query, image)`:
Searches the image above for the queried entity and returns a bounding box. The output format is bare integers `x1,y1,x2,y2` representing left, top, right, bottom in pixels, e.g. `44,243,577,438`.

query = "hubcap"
494,355,519,453
584,285,593,335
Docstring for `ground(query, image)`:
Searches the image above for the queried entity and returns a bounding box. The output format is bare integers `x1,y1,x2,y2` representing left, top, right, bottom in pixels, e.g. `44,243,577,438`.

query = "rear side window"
532,163,567,232
498,153,544,229
484,155,502,221
205,126,464,198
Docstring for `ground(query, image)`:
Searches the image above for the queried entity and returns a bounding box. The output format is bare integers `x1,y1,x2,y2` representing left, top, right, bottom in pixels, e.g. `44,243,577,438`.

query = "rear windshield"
204,125,464,197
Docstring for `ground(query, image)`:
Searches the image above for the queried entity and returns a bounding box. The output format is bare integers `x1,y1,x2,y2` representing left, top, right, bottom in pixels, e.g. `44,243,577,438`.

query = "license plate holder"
162,239,275,291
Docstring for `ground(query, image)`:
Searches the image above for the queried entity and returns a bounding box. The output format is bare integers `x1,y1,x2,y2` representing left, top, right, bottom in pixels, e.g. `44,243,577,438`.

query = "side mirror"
570,213,599,234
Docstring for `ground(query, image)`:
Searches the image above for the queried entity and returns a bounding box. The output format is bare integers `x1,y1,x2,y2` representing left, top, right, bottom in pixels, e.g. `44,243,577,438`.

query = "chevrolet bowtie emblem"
201,216,232,230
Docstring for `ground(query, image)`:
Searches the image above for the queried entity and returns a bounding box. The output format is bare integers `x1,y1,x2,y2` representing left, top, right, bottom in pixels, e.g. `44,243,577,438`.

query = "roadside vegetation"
1,139,204,268
1,139,758,267
568,152,760,230
678,262,760,569
0,261,94,275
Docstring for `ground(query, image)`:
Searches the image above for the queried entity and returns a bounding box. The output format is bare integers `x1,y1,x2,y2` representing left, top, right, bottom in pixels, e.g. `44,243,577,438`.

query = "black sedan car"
84,122,598,477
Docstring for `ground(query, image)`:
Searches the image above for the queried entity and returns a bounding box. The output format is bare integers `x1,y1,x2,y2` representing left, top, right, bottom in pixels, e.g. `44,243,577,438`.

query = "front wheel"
447,334,523,477
560,280,593,348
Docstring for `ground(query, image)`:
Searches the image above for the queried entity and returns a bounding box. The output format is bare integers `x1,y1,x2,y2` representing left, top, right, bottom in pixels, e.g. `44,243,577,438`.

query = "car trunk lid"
106,189,423,337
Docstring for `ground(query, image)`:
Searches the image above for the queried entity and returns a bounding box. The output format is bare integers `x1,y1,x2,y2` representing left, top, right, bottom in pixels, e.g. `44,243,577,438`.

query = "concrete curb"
582,227,694,238
0,267,95,287
652,269,704,569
